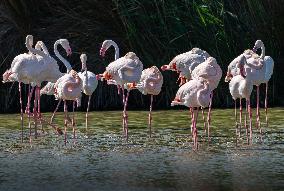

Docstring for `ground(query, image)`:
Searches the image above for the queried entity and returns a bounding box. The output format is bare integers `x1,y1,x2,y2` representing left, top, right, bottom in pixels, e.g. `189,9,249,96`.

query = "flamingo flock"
1,35,274,148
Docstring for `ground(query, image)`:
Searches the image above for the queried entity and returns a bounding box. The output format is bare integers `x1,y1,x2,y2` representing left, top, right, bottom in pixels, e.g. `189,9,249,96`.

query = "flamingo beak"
67,48,72,56
161,65,168,71
100,47,106,57
102,71,112,80
225,72,233,82
127,82,136,89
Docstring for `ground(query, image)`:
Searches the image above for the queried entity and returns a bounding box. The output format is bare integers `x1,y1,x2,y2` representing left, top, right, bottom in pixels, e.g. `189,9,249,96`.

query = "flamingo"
54,68,82,145
78,54,98,129
127,66,163,137
191,57,222,137
171,79,211,149
228,54,254,140
251,40,274,128
161,48,210,86
97,52,143,140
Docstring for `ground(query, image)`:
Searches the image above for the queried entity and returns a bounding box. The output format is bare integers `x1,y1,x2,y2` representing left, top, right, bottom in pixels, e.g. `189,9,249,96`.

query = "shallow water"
0,108,283,191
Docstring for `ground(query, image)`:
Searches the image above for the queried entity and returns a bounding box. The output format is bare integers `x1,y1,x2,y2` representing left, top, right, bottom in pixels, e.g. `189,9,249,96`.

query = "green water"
0,108,283,191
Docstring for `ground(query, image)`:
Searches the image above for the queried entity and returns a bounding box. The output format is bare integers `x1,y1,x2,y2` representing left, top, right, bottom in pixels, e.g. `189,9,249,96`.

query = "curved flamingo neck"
54,40,72,73
26,37,46,57
260,44,265,59
35,41,49,55
109,41,119,60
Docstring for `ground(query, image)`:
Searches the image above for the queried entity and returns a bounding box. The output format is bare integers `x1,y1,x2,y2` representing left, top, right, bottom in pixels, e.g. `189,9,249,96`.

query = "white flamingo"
228,54,254,140
97,52,143,140
78,54,98,129
171,79,211,149
161,48,210,86
127,66,163,137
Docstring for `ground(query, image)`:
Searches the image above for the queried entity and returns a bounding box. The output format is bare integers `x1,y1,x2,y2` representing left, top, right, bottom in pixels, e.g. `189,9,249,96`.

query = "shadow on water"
0,108,283,191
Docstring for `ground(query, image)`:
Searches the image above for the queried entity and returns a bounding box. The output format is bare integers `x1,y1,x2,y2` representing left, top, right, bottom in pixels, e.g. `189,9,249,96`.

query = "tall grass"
0,0,283,112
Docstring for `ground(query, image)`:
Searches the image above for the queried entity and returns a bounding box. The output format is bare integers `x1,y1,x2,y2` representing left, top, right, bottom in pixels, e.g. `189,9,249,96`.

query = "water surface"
0,108,283,191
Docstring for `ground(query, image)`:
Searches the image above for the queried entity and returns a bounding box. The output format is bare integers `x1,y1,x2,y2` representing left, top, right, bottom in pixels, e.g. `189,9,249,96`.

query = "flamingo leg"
86,95,91,130
191,108,196,147
193,108,199,150
245,101,248,138
148,95,153,137
256,85,261,131
33,86,38,139
122,87,126,134
36,87,44,133
239,98,242,138
50,99,61,124
18,82,24,142
207,91,213,139
235,100,238,136
265,82,268,127
201,107,206,135
72,101,76,140
190,107,193,133
64,101,67,145
123,91,130,141
28,86,34,143
247,99,253,142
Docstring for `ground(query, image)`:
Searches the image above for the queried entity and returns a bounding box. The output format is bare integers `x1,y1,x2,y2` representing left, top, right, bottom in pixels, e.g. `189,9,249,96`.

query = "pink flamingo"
127,66,163,137
171,79,211,149
97,52,143,140
161,48,210,86
78,54,98,129
228,54,254,140
54,69,82,145
191,57,222,137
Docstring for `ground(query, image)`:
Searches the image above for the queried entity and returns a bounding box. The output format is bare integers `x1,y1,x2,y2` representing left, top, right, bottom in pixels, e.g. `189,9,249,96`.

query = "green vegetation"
0,0,283,112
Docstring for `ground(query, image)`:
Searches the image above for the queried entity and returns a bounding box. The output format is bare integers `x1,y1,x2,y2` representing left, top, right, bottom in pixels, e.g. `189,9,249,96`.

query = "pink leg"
239,98,242,137
28,86,34,143
18,82,24,142
86,95,91,130
190,107,193,133
256,85,261,130
117,85,121,95
64,101,68,145
37,87,43,133
148,95,153,137
191,108,196,147
265,82,268,127
207,91,213,138
33,86,38,139
245,101,248,138
51,99,62,124
201,107,206,134
122,87,126,133
247,99,253,141
72,101,76,140
123,91,130,141
235,100,238,136
193,108,199,149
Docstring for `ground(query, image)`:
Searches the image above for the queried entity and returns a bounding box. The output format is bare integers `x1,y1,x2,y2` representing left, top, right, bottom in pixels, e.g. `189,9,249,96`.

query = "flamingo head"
224,71,233,82
171,97,181,106
2,69,13,83
97,71,112,81
236,54,247,78
252,40,264,52
100,40,114,57
80,54,87,71
126,82,137,89
161,62,177,71
59,39,72,56
25,35,33,47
